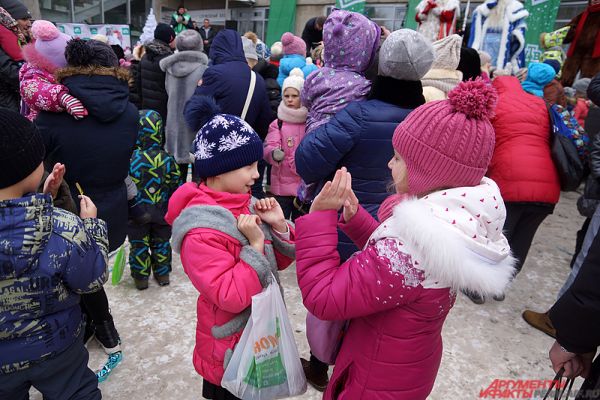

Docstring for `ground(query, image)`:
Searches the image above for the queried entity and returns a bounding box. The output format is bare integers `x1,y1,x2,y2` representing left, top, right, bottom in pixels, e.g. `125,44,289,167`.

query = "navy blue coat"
296,78,425,260
184,29,274,139
0,194,108,374
36,66,138,251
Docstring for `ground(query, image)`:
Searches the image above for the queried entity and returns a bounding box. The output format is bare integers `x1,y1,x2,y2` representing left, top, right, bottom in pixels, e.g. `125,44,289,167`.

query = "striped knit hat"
392,78,497,196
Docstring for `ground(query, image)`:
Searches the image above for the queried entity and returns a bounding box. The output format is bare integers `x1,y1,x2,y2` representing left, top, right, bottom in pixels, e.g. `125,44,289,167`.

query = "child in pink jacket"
295,80,516,400
165,110,295,400
19,20,87,121
264,68,308,221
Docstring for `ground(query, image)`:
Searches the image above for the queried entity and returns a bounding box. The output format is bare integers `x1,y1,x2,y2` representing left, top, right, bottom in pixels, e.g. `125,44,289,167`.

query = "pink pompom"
447,78,498,120
281,32,294,46
31,20,60,41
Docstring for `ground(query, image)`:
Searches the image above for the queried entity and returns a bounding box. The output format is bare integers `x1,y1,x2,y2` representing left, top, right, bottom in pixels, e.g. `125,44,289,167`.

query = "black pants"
576,355,600,400
571,218,592,268
0,334,100,400
274,195,302,222
503,202,553,274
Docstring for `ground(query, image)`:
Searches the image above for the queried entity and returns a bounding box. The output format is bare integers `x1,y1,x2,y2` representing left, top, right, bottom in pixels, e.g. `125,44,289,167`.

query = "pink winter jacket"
296,178,516,399
19,44,69,121
263,103,308,196
166,183,295,386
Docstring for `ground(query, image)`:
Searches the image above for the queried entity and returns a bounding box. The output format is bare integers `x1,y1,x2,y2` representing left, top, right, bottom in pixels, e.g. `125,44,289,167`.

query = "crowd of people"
1,1,600,400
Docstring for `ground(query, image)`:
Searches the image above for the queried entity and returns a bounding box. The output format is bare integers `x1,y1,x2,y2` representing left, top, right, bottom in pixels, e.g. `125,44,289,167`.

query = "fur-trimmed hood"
21,43,59,74
55,65,132,122
159,50,208,78
371,178,516,296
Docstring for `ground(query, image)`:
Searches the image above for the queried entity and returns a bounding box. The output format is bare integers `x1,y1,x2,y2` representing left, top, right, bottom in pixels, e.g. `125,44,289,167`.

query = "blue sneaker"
97,351,123,382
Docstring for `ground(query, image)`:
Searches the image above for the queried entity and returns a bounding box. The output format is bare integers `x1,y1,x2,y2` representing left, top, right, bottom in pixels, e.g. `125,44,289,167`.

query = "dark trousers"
571,218,591,268
251,159,267,199
576,355,600,400
503,202,553,274
0,334,100,400
274,195,302,222
128,206,172,279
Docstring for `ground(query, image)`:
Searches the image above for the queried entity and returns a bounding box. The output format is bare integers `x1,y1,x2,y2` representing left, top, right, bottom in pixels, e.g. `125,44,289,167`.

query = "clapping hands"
237,197,288,253
310,167,359,221
43,163,66,199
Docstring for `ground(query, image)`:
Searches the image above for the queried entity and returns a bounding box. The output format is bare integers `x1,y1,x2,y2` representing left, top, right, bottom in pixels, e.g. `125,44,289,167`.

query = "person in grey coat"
160,29,208,182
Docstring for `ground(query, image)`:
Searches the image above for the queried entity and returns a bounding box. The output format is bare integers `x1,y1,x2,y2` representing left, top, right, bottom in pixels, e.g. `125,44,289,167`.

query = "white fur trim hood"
370,178,516,296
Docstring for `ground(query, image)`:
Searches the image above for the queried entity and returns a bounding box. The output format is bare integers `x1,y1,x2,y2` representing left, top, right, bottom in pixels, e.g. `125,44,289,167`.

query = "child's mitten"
272,148,285,162
60,93,88,120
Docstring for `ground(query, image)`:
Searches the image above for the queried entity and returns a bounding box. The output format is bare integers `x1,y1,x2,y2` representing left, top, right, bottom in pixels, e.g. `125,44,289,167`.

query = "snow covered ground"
31,191,585,399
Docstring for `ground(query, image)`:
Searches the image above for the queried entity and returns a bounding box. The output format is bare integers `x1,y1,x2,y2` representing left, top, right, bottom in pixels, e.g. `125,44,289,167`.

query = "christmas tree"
138,8,157,45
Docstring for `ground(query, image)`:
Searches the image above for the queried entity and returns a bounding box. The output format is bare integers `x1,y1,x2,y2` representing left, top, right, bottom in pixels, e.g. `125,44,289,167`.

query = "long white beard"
487,0,509,27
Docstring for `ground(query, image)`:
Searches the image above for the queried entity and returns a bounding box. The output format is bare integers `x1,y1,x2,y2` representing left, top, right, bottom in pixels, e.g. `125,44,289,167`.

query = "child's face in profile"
388,151,409,194
211,161,260,194
284,88,301,109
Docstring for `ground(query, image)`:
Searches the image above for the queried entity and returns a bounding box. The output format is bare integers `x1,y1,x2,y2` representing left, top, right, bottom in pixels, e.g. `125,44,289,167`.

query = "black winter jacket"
129,59,142,109
301,17,323,56
36,66,138,251
0,45,21,111
140,40,173,121
253,59,281,117
550,230,600,354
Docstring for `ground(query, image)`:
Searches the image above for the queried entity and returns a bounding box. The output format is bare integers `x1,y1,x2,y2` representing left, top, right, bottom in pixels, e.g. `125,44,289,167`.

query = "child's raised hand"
43,163,66,199
79,195,97,219
343,188,359,222
237,214,265,253
310,167,352,213
254,198,287,233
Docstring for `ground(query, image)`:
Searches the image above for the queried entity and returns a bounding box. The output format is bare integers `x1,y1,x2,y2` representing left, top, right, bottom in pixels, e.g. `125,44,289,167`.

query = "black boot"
301,355,329,392
128,199,151,225
95,317,121,354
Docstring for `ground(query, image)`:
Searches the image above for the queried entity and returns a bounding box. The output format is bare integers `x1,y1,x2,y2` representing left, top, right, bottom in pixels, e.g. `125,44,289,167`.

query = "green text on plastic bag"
243,318,287,388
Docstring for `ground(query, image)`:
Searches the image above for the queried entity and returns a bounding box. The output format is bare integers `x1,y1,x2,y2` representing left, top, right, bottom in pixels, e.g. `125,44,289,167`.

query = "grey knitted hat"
573,78,591,95
176,29,203,52
241,36,258,61
431,34,462,70
378,29,434,81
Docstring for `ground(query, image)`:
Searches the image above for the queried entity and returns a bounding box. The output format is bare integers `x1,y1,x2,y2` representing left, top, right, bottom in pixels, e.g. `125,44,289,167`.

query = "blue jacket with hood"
0,194,108,374
184,30,274,139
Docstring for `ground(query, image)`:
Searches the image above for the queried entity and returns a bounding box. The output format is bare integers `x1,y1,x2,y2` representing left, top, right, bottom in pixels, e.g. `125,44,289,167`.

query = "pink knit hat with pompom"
31,20,71,68
281,32,306,56
392,78,498,196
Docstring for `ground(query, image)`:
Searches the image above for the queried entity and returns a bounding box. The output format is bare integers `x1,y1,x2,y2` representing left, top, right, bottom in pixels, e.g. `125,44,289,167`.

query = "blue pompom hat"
192,114,263,178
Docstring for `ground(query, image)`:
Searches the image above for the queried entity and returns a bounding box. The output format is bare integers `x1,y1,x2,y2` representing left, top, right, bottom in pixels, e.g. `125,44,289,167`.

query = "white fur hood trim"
476,0,529,22
371,178,516,295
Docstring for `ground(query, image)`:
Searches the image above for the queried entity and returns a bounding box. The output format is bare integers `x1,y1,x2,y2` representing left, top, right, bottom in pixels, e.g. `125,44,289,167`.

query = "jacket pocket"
330,361,353,400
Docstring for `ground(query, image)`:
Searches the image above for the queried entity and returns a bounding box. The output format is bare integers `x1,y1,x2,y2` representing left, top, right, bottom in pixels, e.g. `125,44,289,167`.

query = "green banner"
403,0,420,30
523,0,561,64
336,0,366,14
265,0,297,46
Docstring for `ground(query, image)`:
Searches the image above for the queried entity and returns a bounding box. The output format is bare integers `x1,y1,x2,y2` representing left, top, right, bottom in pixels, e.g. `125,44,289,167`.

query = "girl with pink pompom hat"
293,79,517,399
19,20,87,121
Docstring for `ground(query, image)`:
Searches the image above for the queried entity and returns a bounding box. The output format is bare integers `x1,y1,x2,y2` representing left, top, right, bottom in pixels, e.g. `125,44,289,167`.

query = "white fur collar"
370,178,516,295
477,0,528,21
277,103,308,124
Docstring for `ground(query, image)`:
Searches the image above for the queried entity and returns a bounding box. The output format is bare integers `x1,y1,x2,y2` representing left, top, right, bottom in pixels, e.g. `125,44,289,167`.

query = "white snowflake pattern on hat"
218,131,251,152
193,137,216,160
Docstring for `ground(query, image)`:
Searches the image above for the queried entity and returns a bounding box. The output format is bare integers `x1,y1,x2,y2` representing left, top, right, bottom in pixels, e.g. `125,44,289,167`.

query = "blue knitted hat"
192,114,263,178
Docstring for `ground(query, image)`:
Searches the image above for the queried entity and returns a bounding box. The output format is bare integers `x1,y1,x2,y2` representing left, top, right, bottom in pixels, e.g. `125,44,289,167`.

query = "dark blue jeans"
0,333,100,400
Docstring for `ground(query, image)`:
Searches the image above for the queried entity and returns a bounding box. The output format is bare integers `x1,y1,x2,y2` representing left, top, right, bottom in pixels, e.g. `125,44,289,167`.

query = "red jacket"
488,76,560,204
166,183,295,385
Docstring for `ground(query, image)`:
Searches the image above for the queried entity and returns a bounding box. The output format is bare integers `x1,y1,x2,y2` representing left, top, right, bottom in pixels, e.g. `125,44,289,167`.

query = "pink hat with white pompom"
31,20,71,68
392,78,498,196
281,32,306,56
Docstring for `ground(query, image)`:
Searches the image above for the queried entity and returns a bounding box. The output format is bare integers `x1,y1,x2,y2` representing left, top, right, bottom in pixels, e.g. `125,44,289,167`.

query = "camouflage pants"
127,207,172,279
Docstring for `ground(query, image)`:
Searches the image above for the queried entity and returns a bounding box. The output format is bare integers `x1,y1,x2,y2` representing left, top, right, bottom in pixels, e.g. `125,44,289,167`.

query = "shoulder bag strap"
241,70,256,121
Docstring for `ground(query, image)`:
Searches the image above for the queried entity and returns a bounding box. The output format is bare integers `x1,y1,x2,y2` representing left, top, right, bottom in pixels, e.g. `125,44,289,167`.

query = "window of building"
326,4,406,30
554,0,587,29
232,7,269,42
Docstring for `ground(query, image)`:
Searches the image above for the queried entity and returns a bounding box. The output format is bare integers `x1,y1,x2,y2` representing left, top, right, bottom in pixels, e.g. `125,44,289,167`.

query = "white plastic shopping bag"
221,276,307,399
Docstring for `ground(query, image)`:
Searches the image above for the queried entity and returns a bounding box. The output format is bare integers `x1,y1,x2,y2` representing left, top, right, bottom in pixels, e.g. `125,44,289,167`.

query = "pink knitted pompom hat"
392,78,498,196
281,32,306,56
31,20,71,68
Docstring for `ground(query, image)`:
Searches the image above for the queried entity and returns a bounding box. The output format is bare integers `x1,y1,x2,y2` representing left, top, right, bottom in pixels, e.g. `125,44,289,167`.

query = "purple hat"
31,20,70,68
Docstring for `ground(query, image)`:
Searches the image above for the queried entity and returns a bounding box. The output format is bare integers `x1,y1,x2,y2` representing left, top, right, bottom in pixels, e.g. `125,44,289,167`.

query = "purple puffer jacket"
302,9,381,133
